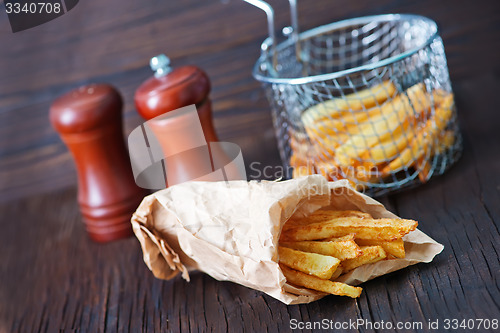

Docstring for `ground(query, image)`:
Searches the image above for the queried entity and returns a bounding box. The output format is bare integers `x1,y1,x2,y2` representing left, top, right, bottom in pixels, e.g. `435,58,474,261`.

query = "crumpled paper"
131,175,444,305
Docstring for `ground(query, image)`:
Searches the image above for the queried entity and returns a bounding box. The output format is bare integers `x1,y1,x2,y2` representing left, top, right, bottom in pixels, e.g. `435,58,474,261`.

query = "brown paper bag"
131,175,444,304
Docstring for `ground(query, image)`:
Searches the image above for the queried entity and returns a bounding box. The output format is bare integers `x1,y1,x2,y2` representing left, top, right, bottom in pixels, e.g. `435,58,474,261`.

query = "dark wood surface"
1,0,499,332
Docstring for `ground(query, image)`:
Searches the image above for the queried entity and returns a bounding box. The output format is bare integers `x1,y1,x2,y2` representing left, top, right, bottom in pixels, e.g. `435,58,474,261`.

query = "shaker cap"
134,54,211,120
50,84,122,133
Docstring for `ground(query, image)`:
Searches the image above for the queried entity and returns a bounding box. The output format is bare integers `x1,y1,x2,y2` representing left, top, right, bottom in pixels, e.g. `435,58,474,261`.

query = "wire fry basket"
245,2,462,196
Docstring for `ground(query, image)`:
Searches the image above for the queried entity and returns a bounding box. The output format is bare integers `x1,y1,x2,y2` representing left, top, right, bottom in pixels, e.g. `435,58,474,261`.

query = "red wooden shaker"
50,84,147,243
134,55,230,186
134,55,218,143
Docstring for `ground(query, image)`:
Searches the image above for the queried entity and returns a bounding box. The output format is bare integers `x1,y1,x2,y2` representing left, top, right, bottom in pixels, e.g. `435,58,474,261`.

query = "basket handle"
288,0,301,63
242,0,278,71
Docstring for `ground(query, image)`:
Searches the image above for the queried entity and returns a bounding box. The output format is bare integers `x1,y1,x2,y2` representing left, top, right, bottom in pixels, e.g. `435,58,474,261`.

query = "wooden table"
1,0,499,332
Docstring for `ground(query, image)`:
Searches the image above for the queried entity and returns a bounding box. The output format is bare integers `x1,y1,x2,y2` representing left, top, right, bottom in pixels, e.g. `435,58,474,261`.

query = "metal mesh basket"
253,14,462,196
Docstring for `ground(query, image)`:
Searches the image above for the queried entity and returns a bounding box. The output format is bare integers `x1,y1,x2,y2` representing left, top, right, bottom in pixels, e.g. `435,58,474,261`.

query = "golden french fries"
334,83,431,167
278,246,340,279
285,209,372,227
306,209,373,219
280,239,362,260
290,80,457,187
278,208,417,298
381,94,454,176
280,264,362,298
282,216,417,241
301,81,397,125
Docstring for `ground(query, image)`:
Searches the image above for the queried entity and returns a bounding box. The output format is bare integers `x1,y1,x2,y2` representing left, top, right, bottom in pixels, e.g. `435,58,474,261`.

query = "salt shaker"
50,84,147,242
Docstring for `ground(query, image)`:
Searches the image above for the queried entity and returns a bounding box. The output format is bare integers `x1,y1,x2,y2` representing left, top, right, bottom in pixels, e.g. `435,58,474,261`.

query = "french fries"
282,216,417,241
278,209,416,298
381,94,454,176
280,264,362,298
280,238,361,260
302,209,373,220
291,81,457,186
285,209,372,228
302,81,397,125
278,246,340,279
334,83,431,167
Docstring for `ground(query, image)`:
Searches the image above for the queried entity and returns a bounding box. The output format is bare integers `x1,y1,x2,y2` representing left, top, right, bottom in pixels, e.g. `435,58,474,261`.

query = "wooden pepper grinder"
134,54,218,143
133,54,233,186
50,84,147,243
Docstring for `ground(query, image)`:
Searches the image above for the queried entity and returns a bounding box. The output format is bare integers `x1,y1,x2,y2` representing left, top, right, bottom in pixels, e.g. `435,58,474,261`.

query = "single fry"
291,209,372,223
342,246,387,272
416,157,431,183
301,81,397,125
278,246,340,279
280,264,362,298
282,216,418,242
356,238,405,258
280,239,362,260
285,210,370,228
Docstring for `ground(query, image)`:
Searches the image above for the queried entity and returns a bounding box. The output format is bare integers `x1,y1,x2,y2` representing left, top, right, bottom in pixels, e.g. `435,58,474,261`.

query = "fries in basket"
291,81,457,187
278,208,417,298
